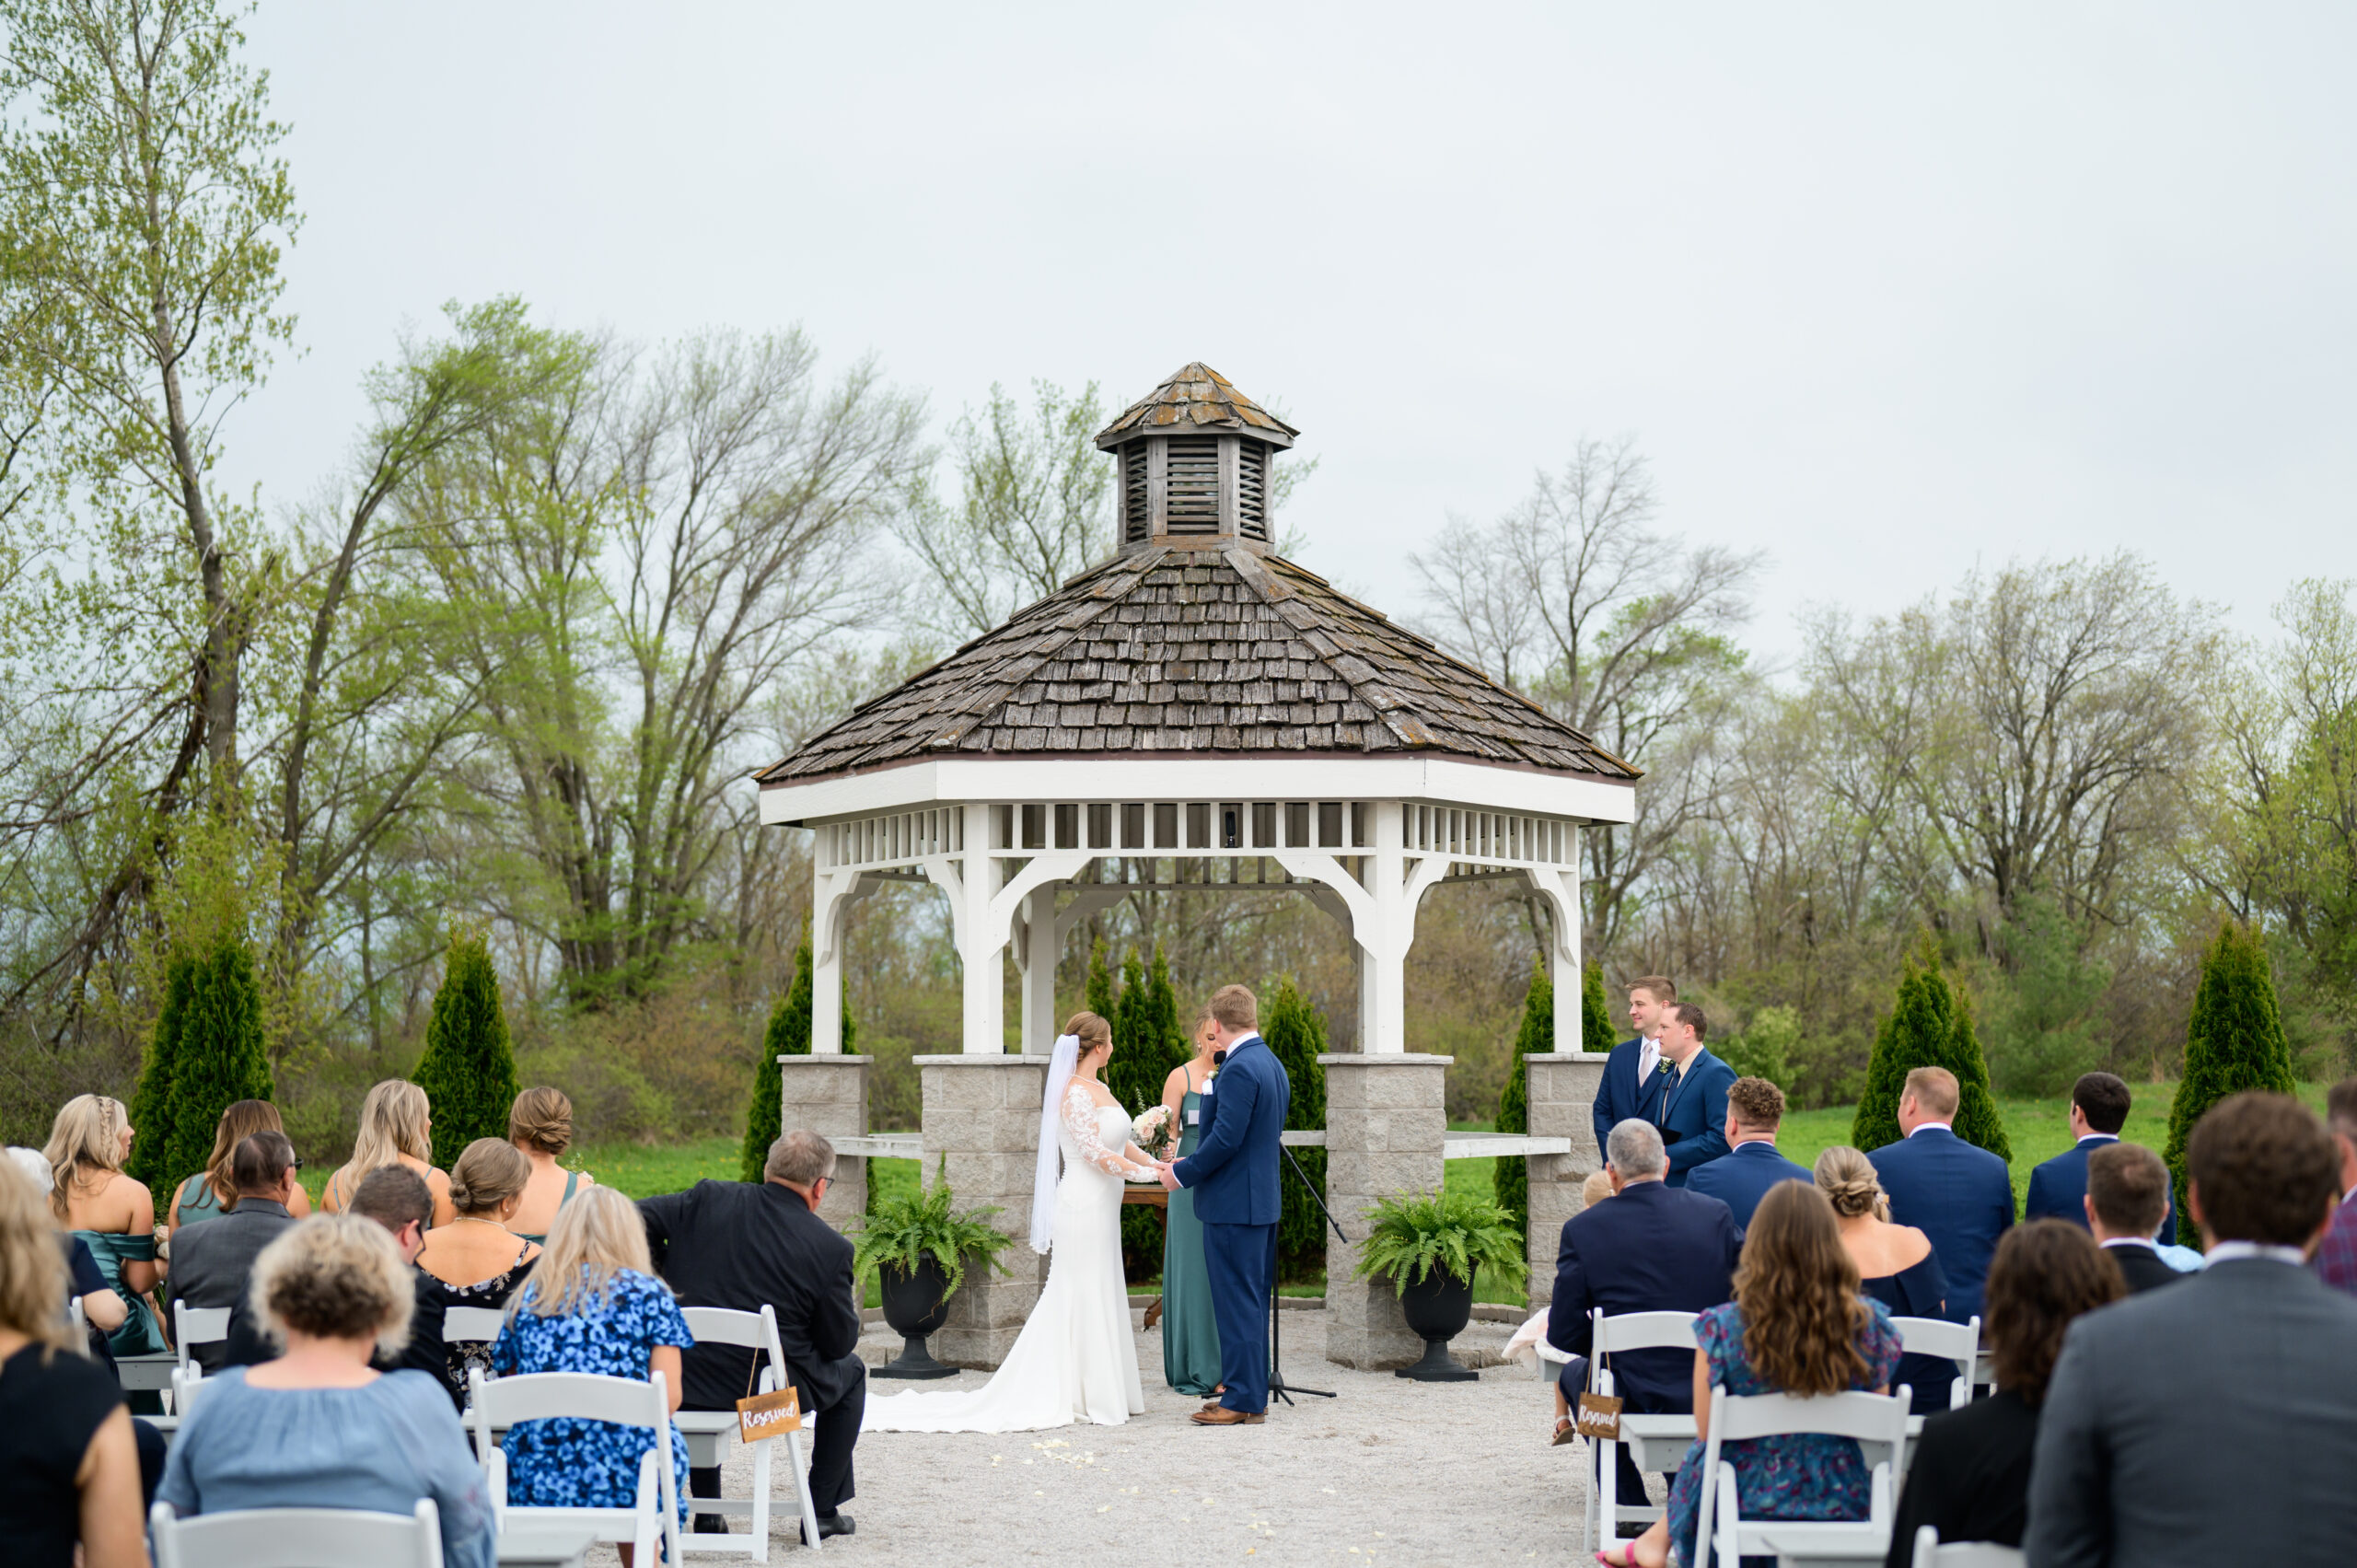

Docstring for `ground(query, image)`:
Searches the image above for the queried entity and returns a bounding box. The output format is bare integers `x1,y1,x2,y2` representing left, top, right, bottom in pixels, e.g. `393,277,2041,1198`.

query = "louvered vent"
1122,444,1149,544
1164,436,1220,533
1237,440,1268,540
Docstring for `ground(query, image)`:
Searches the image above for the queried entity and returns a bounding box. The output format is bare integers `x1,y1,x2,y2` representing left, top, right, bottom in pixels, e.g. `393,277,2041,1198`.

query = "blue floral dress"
1665,1297,1904,1568
488,1268,693,1527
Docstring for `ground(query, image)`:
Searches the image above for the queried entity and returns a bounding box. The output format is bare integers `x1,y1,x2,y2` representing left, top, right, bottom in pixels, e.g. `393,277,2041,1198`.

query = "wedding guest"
319,1081,454,1228
167,1131,301,1371
1650,1005,1736,1188
639,1130,864,1544
2083,1142,2183,1295
3,1149,125,1360
2022,1072,2176,1244
0,1153,146,1568
1885,1220,2120,1565
418,1138,540,1398
1550,1119,1740,1520
493,1185,693,1557
157,1215,493,1568
1593,976,1675,1167
39,1096,165,1362
1158,1006,1224,1399
1816,1144,1956,1413
1866,1067,2014,1320
2316,1076,2357,1296
1601,1181,1903,1568
506,1086,597,1245
1541,1168,1621,1438
2028,1093,2357,1566
1685,1076,1812,1227
166,1098,311,1239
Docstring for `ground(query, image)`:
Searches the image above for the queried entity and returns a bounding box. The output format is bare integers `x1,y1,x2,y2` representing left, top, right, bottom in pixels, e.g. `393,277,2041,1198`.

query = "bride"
864,1011,1161,1433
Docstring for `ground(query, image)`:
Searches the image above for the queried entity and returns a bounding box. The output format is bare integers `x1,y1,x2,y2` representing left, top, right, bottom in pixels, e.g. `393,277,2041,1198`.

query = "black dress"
1884,1387,2039,1564
0,1342,127,1568
1859,1250,1962,1414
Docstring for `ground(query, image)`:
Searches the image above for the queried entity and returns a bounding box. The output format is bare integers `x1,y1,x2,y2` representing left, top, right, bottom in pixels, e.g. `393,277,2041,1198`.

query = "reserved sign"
737,1385,802,1442
1573,1391,1623,1442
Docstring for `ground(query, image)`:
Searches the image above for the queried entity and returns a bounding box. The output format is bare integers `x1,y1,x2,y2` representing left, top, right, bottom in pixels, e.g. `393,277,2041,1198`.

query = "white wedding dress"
862,1086,1148,1433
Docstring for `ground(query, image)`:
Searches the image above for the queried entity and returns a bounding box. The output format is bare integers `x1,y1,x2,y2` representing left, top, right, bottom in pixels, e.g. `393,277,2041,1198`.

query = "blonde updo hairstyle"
509,1086,575,1156
41,1094,129,1220
1813,1144,1891,1222
447,1137,531,1218
1065,1010,1112,1063
249,1214,414,1357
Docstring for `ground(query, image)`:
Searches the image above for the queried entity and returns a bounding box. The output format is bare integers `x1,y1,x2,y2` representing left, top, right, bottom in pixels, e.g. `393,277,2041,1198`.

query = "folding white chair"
1582,1309,1701,1553
442,1305,507,1343
1910,1525,2024,1567
676,1304,823,1558
70,1295,86,1341
174,1299,231,1373
171,1364,211,1419
470,1367,679,1568
149,1496,443,1568
1689,1384,1910,1568
1891,1316,1981,1411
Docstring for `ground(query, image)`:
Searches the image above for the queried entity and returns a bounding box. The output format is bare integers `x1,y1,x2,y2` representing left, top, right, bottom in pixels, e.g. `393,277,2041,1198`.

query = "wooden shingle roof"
1094,363,1298,449
756,548,1640,785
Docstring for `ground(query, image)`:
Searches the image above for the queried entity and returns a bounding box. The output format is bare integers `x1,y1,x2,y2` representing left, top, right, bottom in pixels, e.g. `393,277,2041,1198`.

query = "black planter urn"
875,1258,959,1379
1394,1269,1479,1382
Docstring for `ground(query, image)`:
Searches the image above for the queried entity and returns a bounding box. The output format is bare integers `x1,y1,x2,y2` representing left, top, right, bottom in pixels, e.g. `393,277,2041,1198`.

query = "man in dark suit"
1867,1066,2014,1322
641,1130,865,1543
168,1132,302,1372
2084,1141,2184,1295
1591,976,1676,1167
2023,1072,2177,1245
1650,1005,1736,1189
1548,1118,1742,1532
2029,1092,2357,1566
2315,1077,2357,1296
1684,1075,1813,1229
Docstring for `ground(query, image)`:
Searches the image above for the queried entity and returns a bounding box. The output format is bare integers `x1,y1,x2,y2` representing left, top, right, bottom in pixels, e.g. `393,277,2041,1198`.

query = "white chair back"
679,1303,785,1374
675,1304,819,1559
149,1496,443,1568
70,1295,86,1338
1690,1385,1910,1568
469,1367,679,1567
1910,1525,2025,1568
1891,1315,1981,1410
442,1306,507,1342
174,1300,232,1372
1582,1309,1702,1555
171,1364,209,1418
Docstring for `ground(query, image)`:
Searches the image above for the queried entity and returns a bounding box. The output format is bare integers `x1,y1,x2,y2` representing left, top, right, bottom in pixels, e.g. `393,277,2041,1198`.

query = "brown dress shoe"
1190,1407,1265,1426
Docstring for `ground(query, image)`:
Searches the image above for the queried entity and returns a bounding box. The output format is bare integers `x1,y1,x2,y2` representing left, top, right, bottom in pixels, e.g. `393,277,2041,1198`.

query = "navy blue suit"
1592,1038,1666,1162
2024,1134,2177,1246
1650,1049,1736,1188
1682,1139,1814,1231
1869,1127,2015,1322
1174,1034,1289,1412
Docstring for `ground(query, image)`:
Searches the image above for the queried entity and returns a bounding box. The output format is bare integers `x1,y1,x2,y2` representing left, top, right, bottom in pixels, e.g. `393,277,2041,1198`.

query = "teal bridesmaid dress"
1160,1086,1224,1395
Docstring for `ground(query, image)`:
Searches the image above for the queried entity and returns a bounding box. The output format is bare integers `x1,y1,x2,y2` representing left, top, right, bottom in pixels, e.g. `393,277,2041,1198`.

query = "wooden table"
1120,1187,1169,1208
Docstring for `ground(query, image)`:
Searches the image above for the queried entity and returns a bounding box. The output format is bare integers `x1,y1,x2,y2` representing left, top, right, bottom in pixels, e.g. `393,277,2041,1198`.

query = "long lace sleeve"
1062,1086,1145,1179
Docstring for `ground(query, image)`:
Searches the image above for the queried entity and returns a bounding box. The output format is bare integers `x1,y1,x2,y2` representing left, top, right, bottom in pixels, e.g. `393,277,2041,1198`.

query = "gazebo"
754,364,1639,1367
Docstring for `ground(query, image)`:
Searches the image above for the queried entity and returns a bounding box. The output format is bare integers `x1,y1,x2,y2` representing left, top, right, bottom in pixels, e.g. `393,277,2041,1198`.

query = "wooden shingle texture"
1094,362,1299,447
757,547,1640,785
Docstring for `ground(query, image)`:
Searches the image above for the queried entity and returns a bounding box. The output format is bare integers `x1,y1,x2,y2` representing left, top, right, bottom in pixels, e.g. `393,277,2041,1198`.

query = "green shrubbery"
2165,919,2296,1240
412,932,520,1167
1263,979,1329,1281
1852,937,2009,1159
741,918,858,1182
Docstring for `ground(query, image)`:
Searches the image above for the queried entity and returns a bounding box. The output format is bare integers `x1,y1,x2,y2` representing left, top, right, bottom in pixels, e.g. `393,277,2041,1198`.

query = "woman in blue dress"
490,1186,692,1556
1599,1180,1904,1568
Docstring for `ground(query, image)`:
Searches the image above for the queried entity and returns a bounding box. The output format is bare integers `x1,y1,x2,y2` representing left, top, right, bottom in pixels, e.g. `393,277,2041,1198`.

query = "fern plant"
1352,1189,1526,1296
850,1156,1016,1304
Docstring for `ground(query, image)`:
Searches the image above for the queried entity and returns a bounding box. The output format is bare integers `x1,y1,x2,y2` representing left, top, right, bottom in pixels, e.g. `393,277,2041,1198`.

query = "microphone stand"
1269,1141,1347,1404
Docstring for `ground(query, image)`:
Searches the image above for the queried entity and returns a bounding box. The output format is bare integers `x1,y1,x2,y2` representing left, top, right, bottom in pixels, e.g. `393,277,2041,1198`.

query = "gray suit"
168,1197,296,1372
2027,1258,2357,1566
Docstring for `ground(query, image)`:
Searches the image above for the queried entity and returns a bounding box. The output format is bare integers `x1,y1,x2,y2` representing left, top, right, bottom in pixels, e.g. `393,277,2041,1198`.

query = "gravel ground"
583,1311,1621,1567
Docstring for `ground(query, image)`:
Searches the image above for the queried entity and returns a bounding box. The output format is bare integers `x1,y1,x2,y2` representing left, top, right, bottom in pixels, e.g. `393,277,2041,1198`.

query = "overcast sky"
237,4,2355,663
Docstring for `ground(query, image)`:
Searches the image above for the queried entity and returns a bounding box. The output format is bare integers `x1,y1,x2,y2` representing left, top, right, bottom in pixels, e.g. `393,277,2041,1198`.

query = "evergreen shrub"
741,917,858,1183
1262,978,1329,1281
412,931,519,1169
1851,936,2009,1160
161,935,274,1185
2165,919,2297,1242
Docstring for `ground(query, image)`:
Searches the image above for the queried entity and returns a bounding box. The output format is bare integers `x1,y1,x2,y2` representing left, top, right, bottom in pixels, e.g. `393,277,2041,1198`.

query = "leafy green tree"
1852,937,2010,1160
1980,895,2109,1097
2165,920,2297,1240
124,954,197,1191
161,935,273,1183
1717,1005,1800,1093
1581,959,1617,1051
1262,979,1329,1281
411,932,519,1169
740,917,858,1182
1492,958,1551,1232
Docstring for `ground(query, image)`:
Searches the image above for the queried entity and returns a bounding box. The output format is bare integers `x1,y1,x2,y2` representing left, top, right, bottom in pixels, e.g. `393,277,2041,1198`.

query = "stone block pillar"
915,1053,1050,1368
1320,1052,1450,1370
775,1054,872,1231
1523,1052,1608,1307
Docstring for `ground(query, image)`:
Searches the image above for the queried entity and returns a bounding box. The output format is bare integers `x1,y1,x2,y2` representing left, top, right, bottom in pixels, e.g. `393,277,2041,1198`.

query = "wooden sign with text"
737,1384,802,1443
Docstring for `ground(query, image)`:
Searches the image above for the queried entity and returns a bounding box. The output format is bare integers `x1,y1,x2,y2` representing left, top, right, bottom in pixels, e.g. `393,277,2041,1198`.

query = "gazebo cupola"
1096,363,1297,552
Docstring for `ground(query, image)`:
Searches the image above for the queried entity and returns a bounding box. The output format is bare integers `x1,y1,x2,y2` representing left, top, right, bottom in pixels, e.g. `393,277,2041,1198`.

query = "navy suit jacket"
1682,1139,1814,1231
1175,1035,1289,1226
1652,1049,1736,1188
1545,1179,1741,1412
2024,1134,2177,1246
1869,1127,2015,1322
1592,1037,1665,1161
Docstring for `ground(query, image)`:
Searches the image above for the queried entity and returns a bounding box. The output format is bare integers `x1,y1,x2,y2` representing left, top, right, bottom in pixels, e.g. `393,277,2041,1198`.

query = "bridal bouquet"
1132,1104,1177,1161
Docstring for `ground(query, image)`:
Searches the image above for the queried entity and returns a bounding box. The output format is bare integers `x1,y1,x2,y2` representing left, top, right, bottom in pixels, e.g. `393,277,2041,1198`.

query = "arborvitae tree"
1086,937,1114,1021
1852,937,2010,1160
162,936,274,1184
1492,958,1551,1233
1262,978,1329,1281
2165,919,2296,1241
125,952,196,1191
411,932,520,1169
1582,959,1618,1051
740,918,858,1182
1145,946,1186,1073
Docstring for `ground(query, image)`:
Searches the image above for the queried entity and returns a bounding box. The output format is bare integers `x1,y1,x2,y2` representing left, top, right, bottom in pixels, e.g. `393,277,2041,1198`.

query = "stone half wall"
1522,1052,1608,1307
913,1054,1051,1368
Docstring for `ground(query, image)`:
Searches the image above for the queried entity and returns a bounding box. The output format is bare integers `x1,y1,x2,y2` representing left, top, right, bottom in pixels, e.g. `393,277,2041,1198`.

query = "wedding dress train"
862,1086,1147,1433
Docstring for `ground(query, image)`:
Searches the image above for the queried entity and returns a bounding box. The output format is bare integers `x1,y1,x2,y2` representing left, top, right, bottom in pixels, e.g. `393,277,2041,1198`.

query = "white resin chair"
1582,1308,1701,1553
442,1305,507,1343
1689,1385,1910,1568
1910,1525,2025,1567
170,1363,211,1419
469,1367,679,1567
675,1304,822,1557
174,1299,232,1373
1891,1316,1981,1411
149,1496,443,1568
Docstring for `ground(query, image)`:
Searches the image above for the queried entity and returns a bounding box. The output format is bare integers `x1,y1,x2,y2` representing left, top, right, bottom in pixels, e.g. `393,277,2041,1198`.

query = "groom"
1159,983,1289,1425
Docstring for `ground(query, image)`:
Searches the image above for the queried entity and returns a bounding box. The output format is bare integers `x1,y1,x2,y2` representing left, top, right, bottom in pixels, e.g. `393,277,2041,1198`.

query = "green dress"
1160,1086,1223,1395
74,1228,167,1358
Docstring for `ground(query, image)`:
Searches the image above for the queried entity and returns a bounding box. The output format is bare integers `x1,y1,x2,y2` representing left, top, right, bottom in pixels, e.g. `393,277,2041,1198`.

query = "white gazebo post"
1518,831,1610,1305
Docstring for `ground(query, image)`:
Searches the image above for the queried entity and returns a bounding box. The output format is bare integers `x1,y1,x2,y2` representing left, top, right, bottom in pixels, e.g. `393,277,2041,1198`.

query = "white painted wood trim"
832,1134,922,1160
1443,1132,1574,1160
1280,1130,1326,1146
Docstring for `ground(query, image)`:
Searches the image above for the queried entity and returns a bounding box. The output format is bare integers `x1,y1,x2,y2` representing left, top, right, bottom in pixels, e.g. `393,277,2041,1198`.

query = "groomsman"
2023,1072,2176,1245
1592,976,1676,1167
1684,1076,1812,1228
1650,1005,1736,1189
1869,1067,2014,1321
